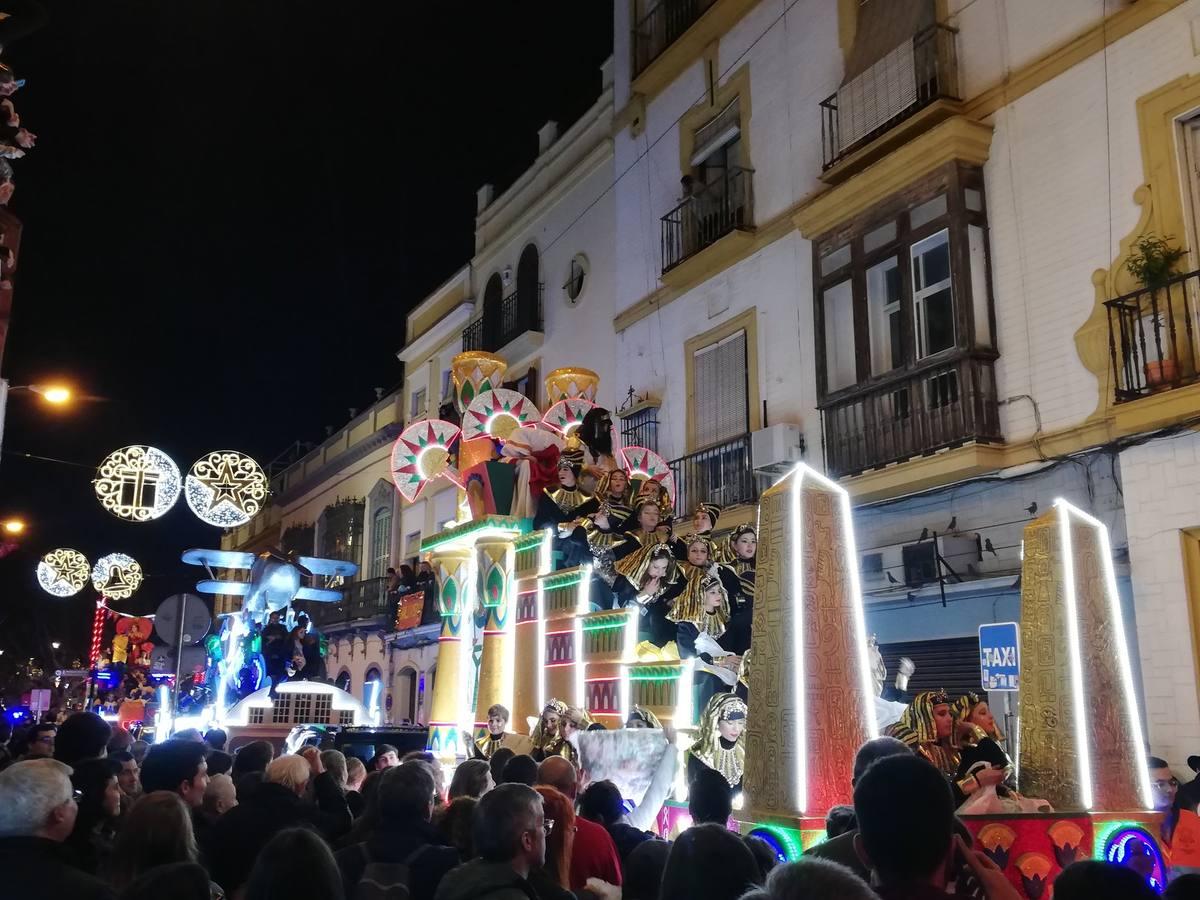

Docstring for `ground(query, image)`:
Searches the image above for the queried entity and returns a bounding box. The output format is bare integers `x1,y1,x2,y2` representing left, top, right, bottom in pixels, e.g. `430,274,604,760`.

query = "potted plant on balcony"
1124,233,1187,387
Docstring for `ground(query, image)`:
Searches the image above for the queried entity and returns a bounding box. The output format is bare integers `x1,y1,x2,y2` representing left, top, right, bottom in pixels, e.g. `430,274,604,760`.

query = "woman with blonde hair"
106,791,222,896
531,785,577,900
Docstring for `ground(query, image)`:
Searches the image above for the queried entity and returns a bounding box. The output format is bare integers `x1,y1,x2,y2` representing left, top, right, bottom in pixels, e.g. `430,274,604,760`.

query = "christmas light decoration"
621,446,676,506
36,548,91,597
541,397,596,436
93,445,182,522
89,598,108,665
185,451,269,527
391,419,463,502
91,552,143,600
462,388,541,441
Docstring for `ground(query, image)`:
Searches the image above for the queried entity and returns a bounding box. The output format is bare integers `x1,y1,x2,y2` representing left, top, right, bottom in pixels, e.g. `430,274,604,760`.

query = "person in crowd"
322,748,349,792
685,693,747,794
107,727,134,756
66,756,122,874
0,759,115,900
1053,860,1157,900
130,739,150,766
230,738,274,795
198,772,237,848
433,783,546,900
345,755,367,817
119,861,213,900
688,766,733,826
173,728,205,743
502,753,540,787
449,757,493,800
578,778,658,862
489,747,516,785
336,760,458,900
244,827,345,900
54,711,112,766
623,838,673,900
139,739,210,808
825,804,856,839
1150,756,1180,811
739,857,878,900
16,721,57,759
531,785,577,900
660,822,762,900
203,728,227,752
744,834,780,881
403,749,446,802
0,719,12,769
537,755,622,891
206,750,233,777
1166,873,1200,900
105,791,212,893
372,742,400,770
111,749,141,808
854,753,1020,900
435,795,477,861
205,750,351,895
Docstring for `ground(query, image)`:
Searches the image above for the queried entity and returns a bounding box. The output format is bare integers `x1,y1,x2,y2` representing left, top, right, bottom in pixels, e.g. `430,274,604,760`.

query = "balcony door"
693,329,749,450
515,244,540,335
482,273,503,350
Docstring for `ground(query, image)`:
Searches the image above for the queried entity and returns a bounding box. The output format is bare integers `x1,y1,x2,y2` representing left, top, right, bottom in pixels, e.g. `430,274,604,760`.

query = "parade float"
396,349,1167,897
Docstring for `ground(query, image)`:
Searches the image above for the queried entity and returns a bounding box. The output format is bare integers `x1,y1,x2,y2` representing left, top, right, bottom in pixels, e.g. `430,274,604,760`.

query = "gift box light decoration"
93,445,182,522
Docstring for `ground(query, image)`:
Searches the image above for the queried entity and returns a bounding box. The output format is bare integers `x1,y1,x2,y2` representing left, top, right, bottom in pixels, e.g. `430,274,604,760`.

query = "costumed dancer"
534,455,598,569
727,524,757,609
612,498,666,562
530,698,577,764
597,543,680,644
671,573,745,717
470,704,532,759
582,468,634,552
625,705,663,729
685,692,747,796
692,503,735,564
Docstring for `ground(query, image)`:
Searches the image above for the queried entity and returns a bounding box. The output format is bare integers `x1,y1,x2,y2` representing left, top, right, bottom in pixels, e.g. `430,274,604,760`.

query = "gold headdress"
953,690,1004,741
615,541,679,588
530,698,570,748
886,689,953,748
667,571,729,636
687,693,748,788
626,705,663,729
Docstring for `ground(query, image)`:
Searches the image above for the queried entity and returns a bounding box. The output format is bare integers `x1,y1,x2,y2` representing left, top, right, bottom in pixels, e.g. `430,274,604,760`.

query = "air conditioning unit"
751,423,805,476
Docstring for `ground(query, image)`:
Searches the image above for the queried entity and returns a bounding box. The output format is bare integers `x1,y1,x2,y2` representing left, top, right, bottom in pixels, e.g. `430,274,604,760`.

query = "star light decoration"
463,389,540,441
93,445,182,522
185,451,269,527
541,397,596,437
391,419,463,503
36,548,92,597
91,552,143,600
621,446,677,506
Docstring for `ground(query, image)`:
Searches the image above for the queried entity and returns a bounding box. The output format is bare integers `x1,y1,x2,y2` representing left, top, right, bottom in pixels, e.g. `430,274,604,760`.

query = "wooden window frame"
813,161,996,405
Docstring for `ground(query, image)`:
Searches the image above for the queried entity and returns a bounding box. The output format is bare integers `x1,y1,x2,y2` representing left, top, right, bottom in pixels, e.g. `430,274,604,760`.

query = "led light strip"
1054,498,1153,810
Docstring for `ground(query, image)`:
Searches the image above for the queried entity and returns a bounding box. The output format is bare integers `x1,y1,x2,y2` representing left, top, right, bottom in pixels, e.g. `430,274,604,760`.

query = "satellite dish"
154,594,211,646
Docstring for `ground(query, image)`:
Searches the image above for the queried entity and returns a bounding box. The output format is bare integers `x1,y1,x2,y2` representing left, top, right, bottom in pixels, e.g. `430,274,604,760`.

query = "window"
410,388,427,420
370,504,392,579
692,329,748,448
814,164,995,399
503,366,539,404
440,369,453,401
313,693,332,723
564,255,587,303
404,530,422,560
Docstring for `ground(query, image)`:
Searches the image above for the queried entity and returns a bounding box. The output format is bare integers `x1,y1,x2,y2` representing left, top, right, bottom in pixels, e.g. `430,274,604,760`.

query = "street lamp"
0,380,75,466
50,642,60,650
2,518,24,534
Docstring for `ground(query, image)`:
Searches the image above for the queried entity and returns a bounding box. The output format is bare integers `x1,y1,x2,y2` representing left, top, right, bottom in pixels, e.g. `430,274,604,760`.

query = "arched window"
369,503,392,579
517,244,540,317
363,668,383,719
396,666,418,724
335,670,351,693
482,272,504,347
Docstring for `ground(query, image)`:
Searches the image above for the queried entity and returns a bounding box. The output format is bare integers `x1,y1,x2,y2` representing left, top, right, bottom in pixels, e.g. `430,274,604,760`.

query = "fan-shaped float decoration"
541,397,596,436
391,419,463,503
462,389,541,442
621,445,676,506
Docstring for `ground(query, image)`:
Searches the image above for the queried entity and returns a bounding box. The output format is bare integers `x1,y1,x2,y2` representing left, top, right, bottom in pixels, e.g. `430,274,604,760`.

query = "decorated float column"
512,530,551,729
473,537,517,741
743,464,878,835
426,547,476,762
1018,500,1153,812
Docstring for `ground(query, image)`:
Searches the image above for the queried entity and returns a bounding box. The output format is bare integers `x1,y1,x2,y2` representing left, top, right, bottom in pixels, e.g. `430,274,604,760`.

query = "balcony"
660,166,753,276
461,284,543,354
632,0,717,78
820,24,959,174
1105,268,1200,402
668,433,760,521
298,576,388,629
820,354,1001,479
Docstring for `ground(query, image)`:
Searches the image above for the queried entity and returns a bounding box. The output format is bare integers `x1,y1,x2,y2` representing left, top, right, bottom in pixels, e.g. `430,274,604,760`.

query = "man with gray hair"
0,759,114,899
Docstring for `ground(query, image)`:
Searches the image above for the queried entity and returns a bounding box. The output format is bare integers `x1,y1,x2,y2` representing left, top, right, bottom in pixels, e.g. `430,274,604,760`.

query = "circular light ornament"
36,548,91,597
185,451,269,527
463,389,541,442
542,397,596,437
391,419,462,503
621,446,677,507
91,552,143,600
93,445,182,522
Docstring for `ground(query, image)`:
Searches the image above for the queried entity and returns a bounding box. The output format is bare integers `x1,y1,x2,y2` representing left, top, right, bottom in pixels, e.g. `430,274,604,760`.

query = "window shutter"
691,98,741,166
693,329,748,449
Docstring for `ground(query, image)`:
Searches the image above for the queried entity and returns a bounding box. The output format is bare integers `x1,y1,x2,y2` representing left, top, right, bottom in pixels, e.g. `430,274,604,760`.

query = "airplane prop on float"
181,548,358,622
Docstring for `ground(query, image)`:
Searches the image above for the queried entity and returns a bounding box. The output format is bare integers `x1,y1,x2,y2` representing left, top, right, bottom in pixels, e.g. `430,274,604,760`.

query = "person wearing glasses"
19,721,56,759
434,783,548,900
0,758,115,900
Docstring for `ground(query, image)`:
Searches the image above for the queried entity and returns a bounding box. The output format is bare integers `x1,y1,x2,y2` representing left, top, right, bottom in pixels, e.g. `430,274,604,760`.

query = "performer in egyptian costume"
581,467,634,552
692,502,734,564
530,698,577,764
599,543,679,644
954,691,1005,747
625,704,663,729
726,523,757,608
671,573,746,716
535,456,599,568
612,498,668,563
685,692,748,794
470,703,532,760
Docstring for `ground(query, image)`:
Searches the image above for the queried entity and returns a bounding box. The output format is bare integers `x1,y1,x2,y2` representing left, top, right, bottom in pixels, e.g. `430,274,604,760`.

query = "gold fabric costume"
686,693,748,788
582,477,633,550
667,570,730,637
627,704,663,729
544,484,591,517
953,691,1005,742
884,690,962,777
473,731,533,759
615,542,680,598
530,698,576,763
615,531,669,580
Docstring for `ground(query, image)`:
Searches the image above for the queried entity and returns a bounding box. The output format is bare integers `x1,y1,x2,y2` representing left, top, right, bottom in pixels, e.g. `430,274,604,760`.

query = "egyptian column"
473,537,516,740
743,464,878,823
1018,500,1152,811
425,547,476,762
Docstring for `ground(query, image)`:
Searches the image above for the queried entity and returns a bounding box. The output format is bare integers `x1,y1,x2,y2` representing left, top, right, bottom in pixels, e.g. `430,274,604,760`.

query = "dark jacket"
0,835,115,900
803,828,870,879
606,821,658,863
204,772,352,895
334,818,459,900
434,859,540,900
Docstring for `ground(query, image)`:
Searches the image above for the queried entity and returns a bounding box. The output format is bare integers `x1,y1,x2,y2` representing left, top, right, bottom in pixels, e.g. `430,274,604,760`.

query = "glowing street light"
31,385,71,404
2,518,24,534
50,642,60,650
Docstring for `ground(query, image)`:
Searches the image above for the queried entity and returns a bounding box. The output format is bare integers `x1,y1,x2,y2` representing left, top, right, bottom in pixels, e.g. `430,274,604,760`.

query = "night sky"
0,1,613,669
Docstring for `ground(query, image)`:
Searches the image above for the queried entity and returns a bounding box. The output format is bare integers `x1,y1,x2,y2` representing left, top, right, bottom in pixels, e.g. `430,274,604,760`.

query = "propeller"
261,547,314,578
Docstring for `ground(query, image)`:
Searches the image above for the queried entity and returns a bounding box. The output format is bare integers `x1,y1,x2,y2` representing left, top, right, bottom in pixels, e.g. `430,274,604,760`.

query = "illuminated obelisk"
743,464,878,824
1017,500,1153,811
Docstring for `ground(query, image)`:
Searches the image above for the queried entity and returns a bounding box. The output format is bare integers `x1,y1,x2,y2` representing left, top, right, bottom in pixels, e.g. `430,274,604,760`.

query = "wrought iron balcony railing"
461,284,544,353
660,166,753,274
667,433,759,521
631,0,717,78
298,576,388,628
820,24,959,171
820,354,1001,478
1105,268,1200,402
